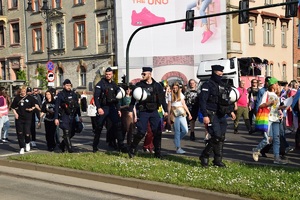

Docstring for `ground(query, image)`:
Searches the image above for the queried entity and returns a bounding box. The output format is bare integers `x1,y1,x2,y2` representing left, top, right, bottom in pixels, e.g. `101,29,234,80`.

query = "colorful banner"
120,0,224,57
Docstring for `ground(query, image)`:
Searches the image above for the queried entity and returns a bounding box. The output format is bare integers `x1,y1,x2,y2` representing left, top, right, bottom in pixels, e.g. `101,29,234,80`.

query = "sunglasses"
141,73,146,76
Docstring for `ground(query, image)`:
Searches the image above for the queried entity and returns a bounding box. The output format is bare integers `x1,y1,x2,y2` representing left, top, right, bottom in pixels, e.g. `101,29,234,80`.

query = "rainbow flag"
255,108,270,132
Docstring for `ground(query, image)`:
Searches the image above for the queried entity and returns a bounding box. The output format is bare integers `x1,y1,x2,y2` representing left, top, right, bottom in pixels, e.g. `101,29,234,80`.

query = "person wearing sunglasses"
128,67,168,159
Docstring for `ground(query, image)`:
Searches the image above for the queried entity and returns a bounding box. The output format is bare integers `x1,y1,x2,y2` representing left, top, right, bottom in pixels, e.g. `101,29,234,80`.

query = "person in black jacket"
92,67,126,153
54,79,81,153
128,67,168,159
199,65,236,167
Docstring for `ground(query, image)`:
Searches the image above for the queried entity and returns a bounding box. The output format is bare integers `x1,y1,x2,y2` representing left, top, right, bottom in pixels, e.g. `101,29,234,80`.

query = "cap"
26,87,32,93
142,67,152,72
211,65,224,72
268,77,278,86
63,79,72,85
105,67,113,72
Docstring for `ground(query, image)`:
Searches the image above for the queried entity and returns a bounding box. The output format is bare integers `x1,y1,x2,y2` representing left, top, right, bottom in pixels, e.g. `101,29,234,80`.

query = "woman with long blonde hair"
168,82,192,154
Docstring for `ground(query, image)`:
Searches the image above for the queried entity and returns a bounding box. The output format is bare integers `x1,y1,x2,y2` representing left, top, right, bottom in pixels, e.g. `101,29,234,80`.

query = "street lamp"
26,0,51,62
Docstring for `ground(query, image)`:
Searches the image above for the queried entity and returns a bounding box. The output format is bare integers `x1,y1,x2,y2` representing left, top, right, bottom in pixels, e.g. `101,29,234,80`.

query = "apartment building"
0,0,27,84
227,0,294,83
293,17,300,81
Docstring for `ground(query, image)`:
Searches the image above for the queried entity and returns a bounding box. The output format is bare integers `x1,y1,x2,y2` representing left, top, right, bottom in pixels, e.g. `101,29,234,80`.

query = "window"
57,67,64,86
297,61,300,77
74,0,84,5
54,0,61,8
74,21,86,47
264,0,272,5
99,21,108,45
55,23,64,49
248,19,255,44
282,64,286,81
263,21,274,45
80,66,86,86
298,20,300,48
0,0,3,15
0,25,4,46
9,0,18,9
33,0,40,12
281,24,287,47
0,61,6,80
33,28,42,51
11,22,20,44
269,64,273,77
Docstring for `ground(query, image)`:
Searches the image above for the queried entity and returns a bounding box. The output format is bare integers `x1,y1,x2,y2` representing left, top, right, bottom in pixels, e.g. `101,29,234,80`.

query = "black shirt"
11,95,36,121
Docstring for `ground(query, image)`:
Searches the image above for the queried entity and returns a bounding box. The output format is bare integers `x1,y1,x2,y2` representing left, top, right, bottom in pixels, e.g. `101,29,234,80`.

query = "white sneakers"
252,148,260,162
25,143,31,152
176,148,186,154
19,148,25,155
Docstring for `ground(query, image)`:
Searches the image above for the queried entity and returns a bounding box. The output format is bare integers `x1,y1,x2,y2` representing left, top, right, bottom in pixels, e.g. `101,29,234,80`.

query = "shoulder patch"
96,85,101,88
202,88,209,91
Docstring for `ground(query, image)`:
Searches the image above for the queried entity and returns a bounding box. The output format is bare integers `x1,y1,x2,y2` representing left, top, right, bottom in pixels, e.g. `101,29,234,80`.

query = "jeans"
173,115,188,148
186,0,212,24
256,121,280,157
0,115,9,139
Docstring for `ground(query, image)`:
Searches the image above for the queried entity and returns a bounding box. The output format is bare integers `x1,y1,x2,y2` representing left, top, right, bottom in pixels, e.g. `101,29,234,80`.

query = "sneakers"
176,148,186,154
31,141,37,147
1,139,8,143
285,147,294,154
25,143,31,152
201,30,213,43
19,148,25,155
131,7,165,26
252,148,260,162
274,157,287,165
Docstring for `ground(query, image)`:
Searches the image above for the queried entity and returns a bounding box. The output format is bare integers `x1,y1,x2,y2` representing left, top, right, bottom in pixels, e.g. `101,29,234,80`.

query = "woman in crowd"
80,90,88,113
168,82,192,154
41,90,56,151
11,86,37,154
0,88,10,143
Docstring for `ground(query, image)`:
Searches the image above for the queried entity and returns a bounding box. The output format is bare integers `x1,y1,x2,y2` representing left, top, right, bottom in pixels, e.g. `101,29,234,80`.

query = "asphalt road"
0,113,299,168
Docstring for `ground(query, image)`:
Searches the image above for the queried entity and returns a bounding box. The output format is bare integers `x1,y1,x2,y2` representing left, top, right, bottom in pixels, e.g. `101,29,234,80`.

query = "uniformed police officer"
128,67,168,159
93,67,126,153
199,65,236,167
54,79,81,153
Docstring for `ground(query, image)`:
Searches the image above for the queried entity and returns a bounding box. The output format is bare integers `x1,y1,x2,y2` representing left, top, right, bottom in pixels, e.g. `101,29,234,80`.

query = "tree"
33,66,48,89
17,70,27,81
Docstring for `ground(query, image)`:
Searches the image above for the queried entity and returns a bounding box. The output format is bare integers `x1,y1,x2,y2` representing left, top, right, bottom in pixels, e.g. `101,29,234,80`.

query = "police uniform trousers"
201,114,227,165
93,105,124,151
59,114,76,152
130,110,162,156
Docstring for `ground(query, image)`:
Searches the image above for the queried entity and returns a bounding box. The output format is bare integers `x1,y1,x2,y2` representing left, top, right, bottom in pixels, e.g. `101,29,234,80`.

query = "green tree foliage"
16,70,27,81
33,66,48,89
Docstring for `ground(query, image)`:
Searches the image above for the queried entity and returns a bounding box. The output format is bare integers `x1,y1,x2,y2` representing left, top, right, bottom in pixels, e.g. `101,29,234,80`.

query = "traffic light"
121,75,126,84
185,10,194,32
238,0,249,24
285,0,298,18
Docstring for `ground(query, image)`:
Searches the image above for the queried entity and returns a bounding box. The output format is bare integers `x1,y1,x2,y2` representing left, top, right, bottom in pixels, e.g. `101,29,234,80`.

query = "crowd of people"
1,64,299,167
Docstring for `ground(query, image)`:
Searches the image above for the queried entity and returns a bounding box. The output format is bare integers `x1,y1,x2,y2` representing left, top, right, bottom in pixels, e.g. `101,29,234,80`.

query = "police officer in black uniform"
54,79,81,153
199,65,236,167
128,67,168,159
93,67,126,153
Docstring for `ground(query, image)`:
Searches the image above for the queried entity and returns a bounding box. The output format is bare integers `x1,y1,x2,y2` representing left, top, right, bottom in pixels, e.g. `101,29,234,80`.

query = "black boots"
128,134,144,158
212,142,226,167
61,130,73,153
190,132,195,141
199,140,213,167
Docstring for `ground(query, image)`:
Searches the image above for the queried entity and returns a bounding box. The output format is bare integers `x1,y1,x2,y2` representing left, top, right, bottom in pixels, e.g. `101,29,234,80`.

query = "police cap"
105,67,113,72
63,79,72,85
26,87,32,93
211,65,224,72
142,67,152,72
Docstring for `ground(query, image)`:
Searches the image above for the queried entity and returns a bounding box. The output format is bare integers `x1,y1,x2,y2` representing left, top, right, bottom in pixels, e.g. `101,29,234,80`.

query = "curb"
0,158,250,200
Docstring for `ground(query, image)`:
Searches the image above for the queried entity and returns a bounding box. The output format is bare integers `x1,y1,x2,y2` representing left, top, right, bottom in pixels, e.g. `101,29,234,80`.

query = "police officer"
93,67,126,153
128,67,168,159
54,79,81,153
199,65,236,167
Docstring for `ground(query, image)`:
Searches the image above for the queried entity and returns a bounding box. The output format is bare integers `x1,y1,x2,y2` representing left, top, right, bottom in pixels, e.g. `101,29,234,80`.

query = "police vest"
100,81,117,105
60,91,78,115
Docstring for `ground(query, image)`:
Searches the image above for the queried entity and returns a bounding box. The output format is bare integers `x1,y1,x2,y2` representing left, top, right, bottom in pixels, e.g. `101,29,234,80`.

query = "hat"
105,67,113,72
211,65,224,72
26,87,32,93
142,67,152,72
63,79,72,85
268,77,278,86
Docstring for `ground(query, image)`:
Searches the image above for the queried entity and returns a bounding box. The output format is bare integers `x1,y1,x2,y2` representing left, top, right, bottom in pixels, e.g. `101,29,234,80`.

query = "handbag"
87,105,97,117
172,106,186,117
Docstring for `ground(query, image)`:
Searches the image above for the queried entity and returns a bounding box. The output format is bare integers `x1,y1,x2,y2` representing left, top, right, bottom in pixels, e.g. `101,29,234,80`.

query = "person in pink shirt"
234,80,253,134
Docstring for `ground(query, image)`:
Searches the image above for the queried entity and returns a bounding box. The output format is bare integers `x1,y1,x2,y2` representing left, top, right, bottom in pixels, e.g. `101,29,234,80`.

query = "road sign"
47,72,55,82
46,61,54,71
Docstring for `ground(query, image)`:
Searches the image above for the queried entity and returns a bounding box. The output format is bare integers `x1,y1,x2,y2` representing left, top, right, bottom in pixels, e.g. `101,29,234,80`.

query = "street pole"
45,9,51,62
125,1,298,86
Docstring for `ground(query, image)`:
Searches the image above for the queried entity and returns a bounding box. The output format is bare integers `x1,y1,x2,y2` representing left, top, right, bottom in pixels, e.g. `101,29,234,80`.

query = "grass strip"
10,152,300,200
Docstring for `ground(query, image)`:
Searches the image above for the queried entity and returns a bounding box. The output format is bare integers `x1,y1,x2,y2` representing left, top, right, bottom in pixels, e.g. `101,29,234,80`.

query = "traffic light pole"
125,1,298,85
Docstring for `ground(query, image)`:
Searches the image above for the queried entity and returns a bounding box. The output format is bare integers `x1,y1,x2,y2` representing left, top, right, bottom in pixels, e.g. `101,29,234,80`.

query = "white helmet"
133,87,147,101
116,87,125,99
229,87,240,103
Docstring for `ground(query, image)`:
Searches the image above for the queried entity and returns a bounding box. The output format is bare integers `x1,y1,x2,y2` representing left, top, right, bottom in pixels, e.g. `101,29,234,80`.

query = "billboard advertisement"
121,0,223,57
